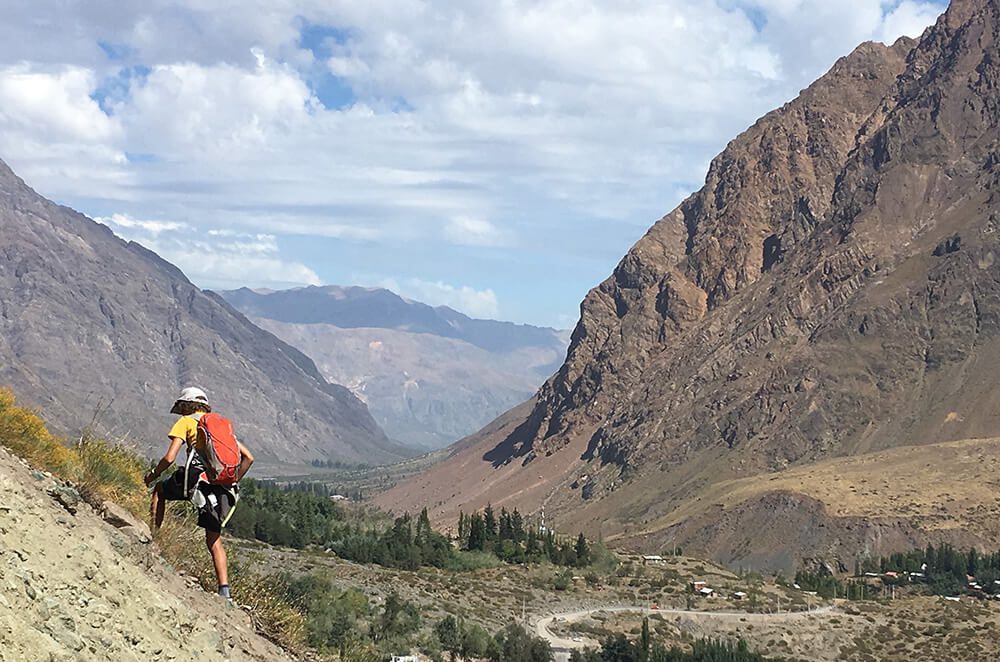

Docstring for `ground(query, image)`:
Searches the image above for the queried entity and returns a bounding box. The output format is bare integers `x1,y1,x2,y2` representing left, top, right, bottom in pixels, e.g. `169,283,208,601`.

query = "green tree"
435,615,462,660
492,623,552,662
575,532,591,567
600,633,637,661
484,503,498,543
468,512,486,551
639,617,650,662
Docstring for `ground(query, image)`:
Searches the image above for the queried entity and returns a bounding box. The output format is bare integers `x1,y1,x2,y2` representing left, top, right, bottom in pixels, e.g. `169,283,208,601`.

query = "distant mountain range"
0,160,408,465
220,286,569,450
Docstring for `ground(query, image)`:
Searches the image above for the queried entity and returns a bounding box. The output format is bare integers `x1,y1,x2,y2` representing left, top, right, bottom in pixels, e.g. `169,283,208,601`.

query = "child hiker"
144,386,254,601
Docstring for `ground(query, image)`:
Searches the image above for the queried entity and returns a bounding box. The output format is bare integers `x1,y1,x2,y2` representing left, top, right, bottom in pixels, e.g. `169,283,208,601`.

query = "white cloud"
0,65,119,143
115,57,317,157
97,213,321,289
98,213,188,235
878,1,943,42
379,277,500,319
0,1,948,326
443,216,507,247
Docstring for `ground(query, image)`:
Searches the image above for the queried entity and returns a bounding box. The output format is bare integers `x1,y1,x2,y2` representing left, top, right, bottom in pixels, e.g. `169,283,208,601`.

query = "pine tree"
468,513,486,551
639,617,650,662
483,503,498,543
575,533,591,567
511,509,525,543
526,527,540,556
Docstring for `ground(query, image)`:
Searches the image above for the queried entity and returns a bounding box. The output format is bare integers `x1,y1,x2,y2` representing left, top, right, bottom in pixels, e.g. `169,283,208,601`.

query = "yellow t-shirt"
168,413,204,453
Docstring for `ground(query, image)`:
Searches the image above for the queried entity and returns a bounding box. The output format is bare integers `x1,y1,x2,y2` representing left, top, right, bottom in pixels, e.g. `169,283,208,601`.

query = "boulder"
101,502,151,544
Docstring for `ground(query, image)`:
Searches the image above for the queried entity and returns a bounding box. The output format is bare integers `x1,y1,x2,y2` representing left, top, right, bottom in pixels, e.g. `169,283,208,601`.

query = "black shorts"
160,467,200,501
195,484,238,533
159,468,238,533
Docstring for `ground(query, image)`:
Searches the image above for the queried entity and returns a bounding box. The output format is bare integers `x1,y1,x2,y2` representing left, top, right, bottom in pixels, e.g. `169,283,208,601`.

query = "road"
535,604,837,661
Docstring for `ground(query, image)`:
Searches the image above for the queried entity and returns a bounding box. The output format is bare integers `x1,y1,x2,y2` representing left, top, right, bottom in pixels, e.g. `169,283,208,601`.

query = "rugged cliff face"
507,36,919,471
380,0,1000,569
0,162,407,465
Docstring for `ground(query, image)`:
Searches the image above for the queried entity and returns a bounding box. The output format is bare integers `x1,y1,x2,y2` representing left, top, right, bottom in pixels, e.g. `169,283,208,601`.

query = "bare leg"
151,483,166,530
205,530,229,588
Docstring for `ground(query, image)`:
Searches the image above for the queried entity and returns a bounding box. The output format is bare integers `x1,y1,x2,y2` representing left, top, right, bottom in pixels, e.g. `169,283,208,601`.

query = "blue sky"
0,0,946,327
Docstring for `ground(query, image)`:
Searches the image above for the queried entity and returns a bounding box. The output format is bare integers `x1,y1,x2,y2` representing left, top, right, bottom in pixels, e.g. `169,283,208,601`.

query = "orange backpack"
195,413,242,486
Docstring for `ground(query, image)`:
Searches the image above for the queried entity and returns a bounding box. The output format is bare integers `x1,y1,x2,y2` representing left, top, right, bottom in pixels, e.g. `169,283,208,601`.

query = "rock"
101,502,152,544
189,629,224,655
933,234,962,256
46,484,81,515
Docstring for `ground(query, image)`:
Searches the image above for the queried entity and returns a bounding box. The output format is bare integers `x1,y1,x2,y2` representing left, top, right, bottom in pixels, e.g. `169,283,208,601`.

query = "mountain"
220,286,568,449
379,0,1000,571
0,161,407,465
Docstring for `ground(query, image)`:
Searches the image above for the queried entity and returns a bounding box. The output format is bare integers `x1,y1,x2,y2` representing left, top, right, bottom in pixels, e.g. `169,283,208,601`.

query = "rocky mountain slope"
379,0,1000,570
0,445,290,661
221,287,568,449
0,161,406,465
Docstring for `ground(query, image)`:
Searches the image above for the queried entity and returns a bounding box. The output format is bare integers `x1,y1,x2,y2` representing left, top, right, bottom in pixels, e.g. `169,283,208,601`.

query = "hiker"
144,386,254,601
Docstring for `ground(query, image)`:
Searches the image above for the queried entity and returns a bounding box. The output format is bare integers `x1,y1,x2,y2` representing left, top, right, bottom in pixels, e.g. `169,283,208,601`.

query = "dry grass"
618,436,1000,543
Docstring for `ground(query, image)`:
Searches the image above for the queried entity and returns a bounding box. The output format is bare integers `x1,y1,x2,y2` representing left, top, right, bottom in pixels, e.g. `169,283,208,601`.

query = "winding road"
535,605,838,661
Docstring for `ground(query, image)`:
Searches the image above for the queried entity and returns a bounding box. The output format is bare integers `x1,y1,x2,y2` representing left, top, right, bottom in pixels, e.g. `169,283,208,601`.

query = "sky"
0,1,947,328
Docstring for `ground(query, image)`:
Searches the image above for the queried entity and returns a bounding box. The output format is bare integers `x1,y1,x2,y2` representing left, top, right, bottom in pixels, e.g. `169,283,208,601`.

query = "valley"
5,0,1000,659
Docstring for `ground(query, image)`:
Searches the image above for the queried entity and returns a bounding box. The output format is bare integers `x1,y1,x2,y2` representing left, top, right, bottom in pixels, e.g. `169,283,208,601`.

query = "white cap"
170,386,210,413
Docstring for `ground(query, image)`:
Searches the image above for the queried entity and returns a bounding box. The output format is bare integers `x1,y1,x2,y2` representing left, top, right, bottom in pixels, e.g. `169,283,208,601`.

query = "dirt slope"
0,445,290,661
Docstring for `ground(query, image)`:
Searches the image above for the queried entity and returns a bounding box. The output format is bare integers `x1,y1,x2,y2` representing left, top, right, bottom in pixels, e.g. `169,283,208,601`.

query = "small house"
642,555,664,565
690,581,707,592
698,587,715,598
732,591,748,601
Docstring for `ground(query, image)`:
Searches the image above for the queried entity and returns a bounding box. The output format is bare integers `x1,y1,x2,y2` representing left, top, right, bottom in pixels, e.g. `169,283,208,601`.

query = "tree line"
794,543,1000,600
568,619,772,662
458,504,592,567
229,482,602,571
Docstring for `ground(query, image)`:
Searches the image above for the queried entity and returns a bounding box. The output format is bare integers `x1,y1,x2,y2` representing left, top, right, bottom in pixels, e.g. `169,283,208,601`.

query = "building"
690,581,707,592
732,591,748,601
642,555,664,565
698,587,715,598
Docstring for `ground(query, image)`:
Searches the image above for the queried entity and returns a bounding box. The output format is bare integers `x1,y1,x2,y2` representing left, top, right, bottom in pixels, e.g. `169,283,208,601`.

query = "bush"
446,550,502,571
74,434,147,514
0,388,78,477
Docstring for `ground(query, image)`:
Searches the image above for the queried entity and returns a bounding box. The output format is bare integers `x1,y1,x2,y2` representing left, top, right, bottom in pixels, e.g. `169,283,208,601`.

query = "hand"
144,471,156,486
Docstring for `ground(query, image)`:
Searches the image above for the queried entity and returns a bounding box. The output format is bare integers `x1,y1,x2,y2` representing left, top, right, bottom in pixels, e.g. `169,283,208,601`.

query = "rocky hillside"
0,445,290,661
379,0,1000,570
221,287,568,449
0,162,406,465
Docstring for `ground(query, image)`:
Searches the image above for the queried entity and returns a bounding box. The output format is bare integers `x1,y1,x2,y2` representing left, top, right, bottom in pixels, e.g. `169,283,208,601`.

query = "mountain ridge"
219,285,568,354
378,0,1000,570
220,287,568,449
0,159,408,465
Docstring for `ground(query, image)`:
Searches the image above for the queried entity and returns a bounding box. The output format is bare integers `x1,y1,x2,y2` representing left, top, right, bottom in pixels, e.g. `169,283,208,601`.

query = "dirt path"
536,604,838,659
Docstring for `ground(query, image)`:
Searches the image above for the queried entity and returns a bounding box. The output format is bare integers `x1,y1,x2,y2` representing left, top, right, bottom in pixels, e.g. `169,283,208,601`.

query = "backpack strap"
182,447,196,499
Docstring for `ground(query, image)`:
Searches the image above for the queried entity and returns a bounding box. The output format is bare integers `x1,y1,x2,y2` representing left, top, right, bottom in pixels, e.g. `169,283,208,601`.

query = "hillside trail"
0,446,292,661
